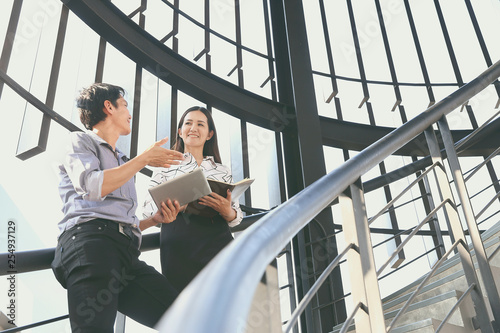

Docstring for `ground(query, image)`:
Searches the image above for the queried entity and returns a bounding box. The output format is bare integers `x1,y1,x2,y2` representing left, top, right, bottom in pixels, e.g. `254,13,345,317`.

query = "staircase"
331,221,500,333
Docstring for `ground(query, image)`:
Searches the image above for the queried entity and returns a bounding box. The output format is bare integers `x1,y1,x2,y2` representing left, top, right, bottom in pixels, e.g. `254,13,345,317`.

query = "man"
51,83,184,332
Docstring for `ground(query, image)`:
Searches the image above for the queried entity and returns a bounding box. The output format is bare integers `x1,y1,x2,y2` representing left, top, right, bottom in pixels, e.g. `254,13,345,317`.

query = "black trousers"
51,219,178,333
160,213,233,292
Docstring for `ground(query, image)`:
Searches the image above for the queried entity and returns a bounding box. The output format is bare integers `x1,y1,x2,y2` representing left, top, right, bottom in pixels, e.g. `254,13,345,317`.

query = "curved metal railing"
156,59,500,332
2,65,500,333
0,208,266,333
282,244,355,333
1,1,500,331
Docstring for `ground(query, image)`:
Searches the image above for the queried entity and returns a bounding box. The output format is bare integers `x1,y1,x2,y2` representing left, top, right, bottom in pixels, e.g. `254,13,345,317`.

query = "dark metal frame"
61,0,289,131
2,1,500,332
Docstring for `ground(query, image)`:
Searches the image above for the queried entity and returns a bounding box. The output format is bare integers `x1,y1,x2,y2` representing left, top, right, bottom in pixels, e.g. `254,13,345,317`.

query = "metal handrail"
455,109,500,151
378,246,442,282
156,58,500,333
386,239,466,333
334,244,443,307
367,161,444,225
0,315,69,333
435,283,476,333
475,189,500,220
0,210,266,333
465,146,500,182
0,211,264,276
1,79,497,333
283,243,355,333
363,111,500,194
376,199,455,277
339,302,363,333
3,62,498,332
468,181,499,201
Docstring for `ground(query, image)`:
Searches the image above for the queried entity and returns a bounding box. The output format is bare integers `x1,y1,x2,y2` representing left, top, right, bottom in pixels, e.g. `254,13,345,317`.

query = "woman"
142,106,243,292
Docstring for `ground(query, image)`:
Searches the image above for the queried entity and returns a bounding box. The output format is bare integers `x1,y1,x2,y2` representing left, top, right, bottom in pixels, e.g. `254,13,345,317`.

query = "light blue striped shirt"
57,130,141,240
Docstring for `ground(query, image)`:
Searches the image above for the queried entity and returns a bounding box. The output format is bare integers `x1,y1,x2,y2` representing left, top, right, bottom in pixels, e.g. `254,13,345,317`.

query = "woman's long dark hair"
172,106,222,163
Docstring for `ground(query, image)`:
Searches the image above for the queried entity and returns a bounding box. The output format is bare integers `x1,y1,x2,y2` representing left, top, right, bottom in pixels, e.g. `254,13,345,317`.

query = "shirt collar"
86,130,126,158
182,152,217,168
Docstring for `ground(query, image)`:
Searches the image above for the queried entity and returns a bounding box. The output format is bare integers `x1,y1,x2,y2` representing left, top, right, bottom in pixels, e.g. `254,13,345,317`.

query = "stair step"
330,221,500,333
384,290,474,329
383,250,500,313
382,235,500,307
382,237,500,327
331,290,473,333
392,318,469,333
330,319,469,333
383,269,469,313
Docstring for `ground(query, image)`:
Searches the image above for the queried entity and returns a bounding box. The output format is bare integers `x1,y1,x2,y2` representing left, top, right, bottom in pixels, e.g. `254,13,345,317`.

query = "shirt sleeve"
63,133,105,202
227,199,243,227
141,166,169,219
141,191,156,219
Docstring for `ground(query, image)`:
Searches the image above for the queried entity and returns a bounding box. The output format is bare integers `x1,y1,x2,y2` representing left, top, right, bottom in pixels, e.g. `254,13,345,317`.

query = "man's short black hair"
77,83,125,130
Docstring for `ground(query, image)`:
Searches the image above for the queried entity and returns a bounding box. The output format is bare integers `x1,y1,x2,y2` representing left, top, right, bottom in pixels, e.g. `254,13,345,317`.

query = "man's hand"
102,138,183,198
143,137,184,168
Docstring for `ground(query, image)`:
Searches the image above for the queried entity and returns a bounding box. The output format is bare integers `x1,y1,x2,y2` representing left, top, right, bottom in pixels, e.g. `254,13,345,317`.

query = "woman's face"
178,110,214,150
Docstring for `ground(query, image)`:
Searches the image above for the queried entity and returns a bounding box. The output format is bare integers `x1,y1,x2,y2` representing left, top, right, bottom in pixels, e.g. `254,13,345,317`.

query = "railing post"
245,260,282,333
419,172,447,260
424,120,495,333
115,312,126,333
438,116,500,331
282,243,299,333
339,179,385,333
423,127,456,246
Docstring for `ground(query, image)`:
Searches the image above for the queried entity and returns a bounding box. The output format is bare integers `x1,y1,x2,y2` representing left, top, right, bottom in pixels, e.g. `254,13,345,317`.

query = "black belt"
64,218,135,238
59,219,141,250
86,218,134,238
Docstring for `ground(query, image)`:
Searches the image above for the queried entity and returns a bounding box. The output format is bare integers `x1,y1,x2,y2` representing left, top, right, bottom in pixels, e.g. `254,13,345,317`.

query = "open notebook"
183,178,254,217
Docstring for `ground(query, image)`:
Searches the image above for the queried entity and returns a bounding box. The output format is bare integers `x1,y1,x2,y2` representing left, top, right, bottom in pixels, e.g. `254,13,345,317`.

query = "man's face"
110,96,131,135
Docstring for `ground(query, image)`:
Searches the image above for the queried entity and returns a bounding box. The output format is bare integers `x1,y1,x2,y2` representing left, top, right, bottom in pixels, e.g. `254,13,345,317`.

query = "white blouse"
141,153,243,227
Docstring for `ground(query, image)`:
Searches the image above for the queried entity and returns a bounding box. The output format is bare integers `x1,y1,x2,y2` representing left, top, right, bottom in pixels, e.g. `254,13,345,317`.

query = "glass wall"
1,0,500,331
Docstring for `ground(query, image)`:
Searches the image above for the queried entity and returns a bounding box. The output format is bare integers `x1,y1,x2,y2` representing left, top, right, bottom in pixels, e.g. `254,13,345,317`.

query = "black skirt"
160,212,233,292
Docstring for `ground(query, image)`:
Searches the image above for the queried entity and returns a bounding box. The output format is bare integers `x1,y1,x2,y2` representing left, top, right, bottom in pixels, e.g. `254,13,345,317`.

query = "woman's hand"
153,199,181,224
198,189,236,221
